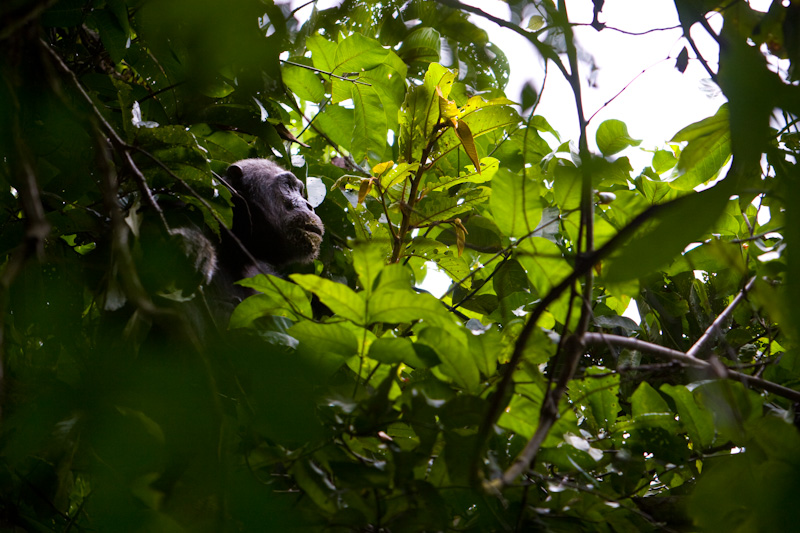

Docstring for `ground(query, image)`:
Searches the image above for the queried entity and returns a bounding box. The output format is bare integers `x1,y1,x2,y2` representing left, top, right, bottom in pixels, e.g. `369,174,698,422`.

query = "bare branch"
575,22,681,36
687,276,756,358
585,332,706,368
587,57,669,126
488,334,585,490
584,331,800,402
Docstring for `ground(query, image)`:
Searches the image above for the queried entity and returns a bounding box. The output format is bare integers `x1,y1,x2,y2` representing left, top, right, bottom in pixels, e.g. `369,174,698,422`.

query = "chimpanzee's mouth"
304,224,323,236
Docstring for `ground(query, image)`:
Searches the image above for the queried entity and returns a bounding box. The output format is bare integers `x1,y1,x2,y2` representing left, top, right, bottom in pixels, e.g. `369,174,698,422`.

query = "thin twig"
435,0,570,81
93,125,160,317
281,59,372,86
442,210,568,299
587,57,669,126
675,11,718,82
575,22,681,36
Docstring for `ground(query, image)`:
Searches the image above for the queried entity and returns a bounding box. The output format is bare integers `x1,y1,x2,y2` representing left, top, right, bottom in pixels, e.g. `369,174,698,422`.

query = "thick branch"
585,331,800,402
491,334,585,489
687,276,756,358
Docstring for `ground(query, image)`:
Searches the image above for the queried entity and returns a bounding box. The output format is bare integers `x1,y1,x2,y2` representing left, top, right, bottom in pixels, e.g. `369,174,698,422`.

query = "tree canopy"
1,0,800,531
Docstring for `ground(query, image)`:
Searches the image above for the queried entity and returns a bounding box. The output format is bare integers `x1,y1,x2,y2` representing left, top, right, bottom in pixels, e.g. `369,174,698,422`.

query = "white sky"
468,0,728,160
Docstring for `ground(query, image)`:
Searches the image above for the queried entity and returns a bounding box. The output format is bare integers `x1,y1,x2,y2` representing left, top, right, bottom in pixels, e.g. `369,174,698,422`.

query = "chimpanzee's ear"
226,164,243,180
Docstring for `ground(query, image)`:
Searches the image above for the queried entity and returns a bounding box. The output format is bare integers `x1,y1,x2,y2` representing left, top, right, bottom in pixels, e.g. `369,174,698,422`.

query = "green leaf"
398,27,441,64
412,187,491,226
368,289,453,328
631,382,675,429
291,461,338,514
291,274,366,325
661,384,715,449
422,157,498,193
399,63,455,162
458,95,519,118
596,119,641,156
307,34,337,72
528,15,545,30
695,380,763,444
289,321,357,377
330,33,389,103
434,105,521,160
669,104,731,190
379,162,418,193
530,115,560,140
492,259,530,300
352,243,386,296
553,163,581,210
89,9,129,63
315,104,355,150
490,167,543,239
374,264,414,293
289,321,358,358
328,35,407,162
418,327,479,392
229,274,312,326
368,337,436,368
632,382,670,416
570,366,620,432
517,237,571,294
498,382,546,439
368,337,416,364
405,237,470,282
652,149,677,174
453,119,481,171
604,182,733,282
282,61,325,102
467,328,501,377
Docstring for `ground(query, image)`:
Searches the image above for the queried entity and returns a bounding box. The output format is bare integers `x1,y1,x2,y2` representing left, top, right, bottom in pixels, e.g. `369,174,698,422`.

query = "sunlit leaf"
596,119,641,156
490,167,543,239
454,120,481,173
418,327,480,392
291,274,366,325
230,274,312,326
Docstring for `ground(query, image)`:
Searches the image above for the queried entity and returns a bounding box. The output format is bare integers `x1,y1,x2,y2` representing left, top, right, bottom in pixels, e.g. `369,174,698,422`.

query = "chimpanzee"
205,158,324,317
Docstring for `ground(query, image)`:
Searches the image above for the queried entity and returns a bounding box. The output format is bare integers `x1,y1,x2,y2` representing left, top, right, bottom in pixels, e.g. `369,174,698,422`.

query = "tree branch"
584,331,800,402
687,276,756,358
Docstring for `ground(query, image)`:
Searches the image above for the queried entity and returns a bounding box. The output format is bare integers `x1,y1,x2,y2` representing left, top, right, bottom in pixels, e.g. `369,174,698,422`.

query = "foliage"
1,0,800,531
